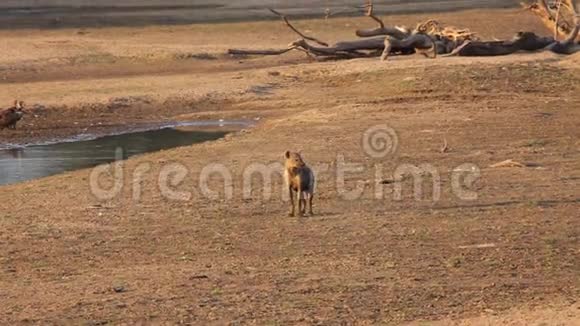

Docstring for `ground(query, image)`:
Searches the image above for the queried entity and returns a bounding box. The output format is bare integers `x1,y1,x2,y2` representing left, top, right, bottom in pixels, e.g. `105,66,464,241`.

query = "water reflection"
0,128,229,186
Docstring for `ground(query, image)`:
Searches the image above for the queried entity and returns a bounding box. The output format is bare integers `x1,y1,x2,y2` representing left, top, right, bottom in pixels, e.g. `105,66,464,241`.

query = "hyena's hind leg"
297,189,305,217
308,192,314,216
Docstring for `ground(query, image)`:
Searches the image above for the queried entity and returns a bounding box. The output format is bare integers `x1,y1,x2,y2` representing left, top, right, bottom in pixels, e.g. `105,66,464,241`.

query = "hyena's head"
284,151,306,168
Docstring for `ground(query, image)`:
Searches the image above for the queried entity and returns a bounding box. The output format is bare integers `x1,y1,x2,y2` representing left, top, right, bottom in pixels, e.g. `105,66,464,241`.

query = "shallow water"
0,126,233,186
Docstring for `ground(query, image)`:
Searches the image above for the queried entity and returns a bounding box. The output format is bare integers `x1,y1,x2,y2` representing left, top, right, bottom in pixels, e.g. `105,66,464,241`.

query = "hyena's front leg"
288,186,295,217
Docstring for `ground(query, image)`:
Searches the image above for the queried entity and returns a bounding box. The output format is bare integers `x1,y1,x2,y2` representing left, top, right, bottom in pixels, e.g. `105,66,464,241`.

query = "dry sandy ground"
0,9,549,144
0,9,579,325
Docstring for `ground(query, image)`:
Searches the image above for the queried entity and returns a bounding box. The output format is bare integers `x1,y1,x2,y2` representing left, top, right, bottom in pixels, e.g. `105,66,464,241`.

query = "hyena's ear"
18,101,24,109
14,100,19,108
284,151,290,159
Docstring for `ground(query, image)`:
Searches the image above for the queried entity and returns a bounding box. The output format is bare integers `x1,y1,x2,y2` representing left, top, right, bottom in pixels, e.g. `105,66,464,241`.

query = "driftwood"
382,34,437,60
228,47,298,56
415,19,478,43
443,40,521,57
544,1,580,54
547,23,580,53
443,32,555,57
268,8,328,47
355,1,411,39
227,0,580,61
290,39,377,59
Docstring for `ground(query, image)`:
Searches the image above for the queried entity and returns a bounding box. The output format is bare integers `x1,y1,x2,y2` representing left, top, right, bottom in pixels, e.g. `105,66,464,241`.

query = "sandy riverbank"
0,8,579,324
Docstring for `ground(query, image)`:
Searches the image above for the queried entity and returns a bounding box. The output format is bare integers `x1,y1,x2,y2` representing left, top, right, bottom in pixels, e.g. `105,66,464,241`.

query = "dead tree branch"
355,1,410,39
554,0,563,39
382,34,437,60
290,39,375,59
525,0,580,42
356,25,411,39
363,0,384,29
268,8,329,47
415,19,479,42
228,46,298,56
557,0,580,53
227,3,580,61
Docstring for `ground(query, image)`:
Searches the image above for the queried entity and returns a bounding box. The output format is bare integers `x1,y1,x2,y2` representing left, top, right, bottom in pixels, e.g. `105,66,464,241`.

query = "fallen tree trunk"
354,0,411,39
334,37,387,51
356,26,410,39
382,34,437,60
442,32,542,57
443,40,521,57
443,31,578,57
227,1,579,61
228,47,297,56
290,39,375,59
547,23,580,54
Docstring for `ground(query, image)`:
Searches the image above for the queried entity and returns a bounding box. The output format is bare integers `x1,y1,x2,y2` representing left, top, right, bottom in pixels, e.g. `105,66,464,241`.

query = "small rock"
113,285,126,293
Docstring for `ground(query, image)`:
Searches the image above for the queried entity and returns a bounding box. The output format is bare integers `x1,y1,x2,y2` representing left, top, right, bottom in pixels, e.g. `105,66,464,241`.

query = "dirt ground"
0,8,579,324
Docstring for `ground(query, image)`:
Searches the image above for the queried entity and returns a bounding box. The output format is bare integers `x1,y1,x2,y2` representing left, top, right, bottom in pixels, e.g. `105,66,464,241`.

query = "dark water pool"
0,124,239,186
